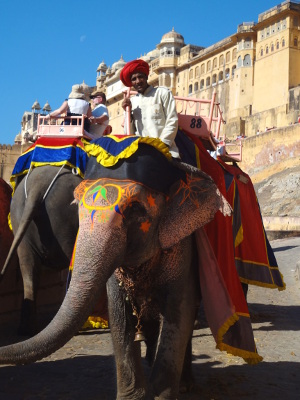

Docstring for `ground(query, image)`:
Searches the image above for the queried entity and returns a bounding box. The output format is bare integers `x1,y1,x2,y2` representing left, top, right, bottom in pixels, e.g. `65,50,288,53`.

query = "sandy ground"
0,237,299,400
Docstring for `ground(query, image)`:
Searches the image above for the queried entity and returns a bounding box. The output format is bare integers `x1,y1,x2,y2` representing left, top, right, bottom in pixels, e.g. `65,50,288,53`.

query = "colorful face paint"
74,178,165,231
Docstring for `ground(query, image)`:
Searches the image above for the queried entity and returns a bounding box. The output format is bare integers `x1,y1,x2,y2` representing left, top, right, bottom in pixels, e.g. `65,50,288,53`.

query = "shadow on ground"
0,353,299,400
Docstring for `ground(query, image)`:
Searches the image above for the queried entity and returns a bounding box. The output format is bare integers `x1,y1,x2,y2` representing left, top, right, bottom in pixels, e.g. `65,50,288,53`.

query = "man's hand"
122,97,132,111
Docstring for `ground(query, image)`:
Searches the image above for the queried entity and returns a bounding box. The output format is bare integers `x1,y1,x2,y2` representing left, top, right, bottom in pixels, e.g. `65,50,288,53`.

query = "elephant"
0,142,231,399
2,165,82,335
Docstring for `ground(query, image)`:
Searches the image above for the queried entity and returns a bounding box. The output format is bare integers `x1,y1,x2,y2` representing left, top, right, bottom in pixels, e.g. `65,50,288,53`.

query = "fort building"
96,1,300,139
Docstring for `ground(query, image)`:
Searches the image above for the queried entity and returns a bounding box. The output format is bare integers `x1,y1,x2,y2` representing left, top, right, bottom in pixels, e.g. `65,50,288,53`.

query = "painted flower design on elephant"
74,178,163,232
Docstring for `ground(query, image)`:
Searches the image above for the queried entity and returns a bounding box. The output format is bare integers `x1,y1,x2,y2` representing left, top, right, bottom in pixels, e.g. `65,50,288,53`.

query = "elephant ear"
73,180,96,202
159,172,231,249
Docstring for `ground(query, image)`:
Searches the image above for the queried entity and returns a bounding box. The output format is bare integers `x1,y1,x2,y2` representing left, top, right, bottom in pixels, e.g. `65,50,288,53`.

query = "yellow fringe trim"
26,161,85,178
84,136,172,167
8,212,13,232
216,312,263,364
239,275,286,291
10,162,85,198
194,143,201,169
82,316,109,330
217,342,263,365
235,225,243,248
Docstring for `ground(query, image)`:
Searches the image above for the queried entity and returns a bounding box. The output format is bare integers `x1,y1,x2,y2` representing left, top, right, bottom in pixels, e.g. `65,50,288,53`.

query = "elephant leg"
180,338,194,393
17,243,40,336
107,274,147,400
150,305,195,399
144,319,160,367
149,240,197,399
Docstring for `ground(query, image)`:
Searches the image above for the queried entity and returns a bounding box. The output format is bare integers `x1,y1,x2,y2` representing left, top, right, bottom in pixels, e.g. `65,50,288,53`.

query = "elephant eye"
123,201,147,219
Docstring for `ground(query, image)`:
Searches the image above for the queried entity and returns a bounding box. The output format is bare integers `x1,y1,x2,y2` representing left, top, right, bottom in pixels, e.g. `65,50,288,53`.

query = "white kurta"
125,85,180,158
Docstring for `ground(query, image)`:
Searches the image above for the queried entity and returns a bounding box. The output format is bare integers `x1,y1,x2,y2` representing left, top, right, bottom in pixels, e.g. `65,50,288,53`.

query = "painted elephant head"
71,144,230,274
74,174,227,259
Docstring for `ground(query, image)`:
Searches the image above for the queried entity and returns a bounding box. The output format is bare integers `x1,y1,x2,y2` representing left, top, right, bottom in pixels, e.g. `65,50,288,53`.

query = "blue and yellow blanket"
10,137,88,193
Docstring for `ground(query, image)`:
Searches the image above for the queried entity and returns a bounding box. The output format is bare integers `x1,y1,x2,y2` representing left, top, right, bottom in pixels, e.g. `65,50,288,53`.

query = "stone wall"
0,143,31,183
0,260,68,324
239,123,300,181
239,124,300,234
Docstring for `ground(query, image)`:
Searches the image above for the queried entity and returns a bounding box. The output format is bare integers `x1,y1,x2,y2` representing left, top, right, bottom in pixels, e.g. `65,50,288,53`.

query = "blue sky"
0,0,279,144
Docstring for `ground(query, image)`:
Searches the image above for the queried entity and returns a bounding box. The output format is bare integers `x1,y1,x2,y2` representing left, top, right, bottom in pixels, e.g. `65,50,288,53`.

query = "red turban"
120,59,150,87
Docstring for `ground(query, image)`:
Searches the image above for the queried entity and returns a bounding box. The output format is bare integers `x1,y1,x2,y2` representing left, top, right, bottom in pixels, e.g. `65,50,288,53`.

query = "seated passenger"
88,91,109,139
47,84,91,131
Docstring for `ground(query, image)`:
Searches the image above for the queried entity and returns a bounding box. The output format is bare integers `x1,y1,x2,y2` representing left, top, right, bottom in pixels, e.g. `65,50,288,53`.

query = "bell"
134,329,146,342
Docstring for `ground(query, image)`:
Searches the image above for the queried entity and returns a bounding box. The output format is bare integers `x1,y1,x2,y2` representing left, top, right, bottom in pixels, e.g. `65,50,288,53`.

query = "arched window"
188,84,193,94
294,37,298,46
276,41,279,50
260,47,263,56
271,43,274,52
219,54,224,66
206,77,210,87
212,74,217,85
195,66,200,78
226,51,230,63
266,46,269,54
232,65,236,76
189,69,193,80
243,54,251,66
282,38,285,47
201,63,205,74
207,60,211,71
237,56,242,68
213,57,217,69
232,48,237,60
218,71,223,82
194,82,199,92
225,68,230,79
200,79,204,89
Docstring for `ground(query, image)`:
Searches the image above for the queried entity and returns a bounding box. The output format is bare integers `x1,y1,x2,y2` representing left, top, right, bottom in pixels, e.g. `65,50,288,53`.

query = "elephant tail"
0,198,41,279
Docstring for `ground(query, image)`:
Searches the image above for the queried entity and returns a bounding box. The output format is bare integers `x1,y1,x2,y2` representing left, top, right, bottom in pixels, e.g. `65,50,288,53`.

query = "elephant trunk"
0,218,126,365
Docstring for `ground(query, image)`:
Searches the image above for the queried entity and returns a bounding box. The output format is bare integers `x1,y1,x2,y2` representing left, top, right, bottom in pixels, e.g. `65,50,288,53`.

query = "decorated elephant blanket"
10,137,88,194
175,129,285,291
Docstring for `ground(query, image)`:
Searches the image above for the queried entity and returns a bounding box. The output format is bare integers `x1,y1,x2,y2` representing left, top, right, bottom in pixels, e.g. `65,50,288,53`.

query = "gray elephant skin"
2,165,82,335
0,144,230,399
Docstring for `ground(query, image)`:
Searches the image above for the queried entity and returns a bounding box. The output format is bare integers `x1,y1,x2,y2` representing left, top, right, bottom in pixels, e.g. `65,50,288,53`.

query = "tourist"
47,84,91,131
88,91,109,138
